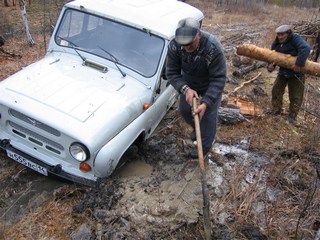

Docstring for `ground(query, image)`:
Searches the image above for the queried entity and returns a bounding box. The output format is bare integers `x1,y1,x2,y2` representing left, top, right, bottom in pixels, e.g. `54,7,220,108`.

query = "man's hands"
267,63,276,72
185,88,207,120
268,63,302,73
185,88,198,106
193,102,207,120
293,64,302,72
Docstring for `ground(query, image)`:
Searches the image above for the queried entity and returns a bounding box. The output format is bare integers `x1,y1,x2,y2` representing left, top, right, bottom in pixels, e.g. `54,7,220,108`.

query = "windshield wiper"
56,36,86,62
98,46,126,77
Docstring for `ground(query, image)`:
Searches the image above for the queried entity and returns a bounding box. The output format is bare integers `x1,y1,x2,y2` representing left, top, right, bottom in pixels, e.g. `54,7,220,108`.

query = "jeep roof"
64,0,204,40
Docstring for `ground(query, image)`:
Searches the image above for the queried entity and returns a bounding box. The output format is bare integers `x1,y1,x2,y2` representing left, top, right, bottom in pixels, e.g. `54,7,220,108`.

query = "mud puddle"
72,133,273,238
115,159,153,178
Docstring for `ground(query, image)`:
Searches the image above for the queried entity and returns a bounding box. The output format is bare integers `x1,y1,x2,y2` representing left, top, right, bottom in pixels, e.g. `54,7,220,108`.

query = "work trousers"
271,74,305,119
178,94,221,150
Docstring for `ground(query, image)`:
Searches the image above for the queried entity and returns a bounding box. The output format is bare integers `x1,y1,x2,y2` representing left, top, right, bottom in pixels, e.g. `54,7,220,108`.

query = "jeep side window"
155,63,169,95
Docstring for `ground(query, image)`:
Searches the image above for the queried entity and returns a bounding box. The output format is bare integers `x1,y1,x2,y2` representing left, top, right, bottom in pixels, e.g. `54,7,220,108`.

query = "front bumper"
0,139,98,187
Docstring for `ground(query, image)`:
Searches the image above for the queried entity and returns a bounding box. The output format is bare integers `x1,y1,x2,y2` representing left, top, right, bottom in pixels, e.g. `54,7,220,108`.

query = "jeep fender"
93,104,155,178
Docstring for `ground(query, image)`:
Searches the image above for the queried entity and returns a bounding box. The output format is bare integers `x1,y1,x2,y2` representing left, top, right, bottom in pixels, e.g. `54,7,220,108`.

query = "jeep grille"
7,109,64,155
9,109,61,136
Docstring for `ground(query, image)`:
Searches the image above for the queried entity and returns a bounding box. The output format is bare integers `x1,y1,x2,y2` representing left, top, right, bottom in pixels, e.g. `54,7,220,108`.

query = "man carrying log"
266,24,311,125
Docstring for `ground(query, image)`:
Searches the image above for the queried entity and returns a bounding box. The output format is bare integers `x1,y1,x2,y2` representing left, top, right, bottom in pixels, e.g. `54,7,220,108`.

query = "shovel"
192,97,212,240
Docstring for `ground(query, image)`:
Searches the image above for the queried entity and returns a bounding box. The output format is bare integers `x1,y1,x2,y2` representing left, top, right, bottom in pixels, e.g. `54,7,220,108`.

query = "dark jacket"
166,31,226,108
271,33,311,77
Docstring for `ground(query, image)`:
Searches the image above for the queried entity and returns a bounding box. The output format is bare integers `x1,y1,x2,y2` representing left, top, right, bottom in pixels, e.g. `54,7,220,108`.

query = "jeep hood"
1,54,149,139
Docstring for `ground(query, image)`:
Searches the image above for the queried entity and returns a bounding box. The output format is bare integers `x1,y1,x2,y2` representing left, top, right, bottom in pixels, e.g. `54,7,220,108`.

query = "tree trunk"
236,44,320,76
232,62,266,78
19,0,35,46
218,107,245,124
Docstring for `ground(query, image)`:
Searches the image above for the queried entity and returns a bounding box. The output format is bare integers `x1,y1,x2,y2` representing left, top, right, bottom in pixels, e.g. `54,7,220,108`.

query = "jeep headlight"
69,143,90,162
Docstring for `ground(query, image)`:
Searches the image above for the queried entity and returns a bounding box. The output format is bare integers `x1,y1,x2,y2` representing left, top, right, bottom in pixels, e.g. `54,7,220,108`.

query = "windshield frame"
54,8,165,78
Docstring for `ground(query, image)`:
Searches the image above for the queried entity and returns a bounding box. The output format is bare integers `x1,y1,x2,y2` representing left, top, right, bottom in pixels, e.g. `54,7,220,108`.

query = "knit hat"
175,18,200,46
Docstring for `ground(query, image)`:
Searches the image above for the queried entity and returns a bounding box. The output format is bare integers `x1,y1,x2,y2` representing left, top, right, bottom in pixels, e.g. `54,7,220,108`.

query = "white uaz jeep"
0,0,203,186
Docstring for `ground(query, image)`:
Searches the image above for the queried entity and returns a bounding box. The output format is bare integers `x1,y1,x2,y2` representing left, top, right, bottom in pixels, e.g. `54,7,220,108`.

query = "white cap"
275,25,291,33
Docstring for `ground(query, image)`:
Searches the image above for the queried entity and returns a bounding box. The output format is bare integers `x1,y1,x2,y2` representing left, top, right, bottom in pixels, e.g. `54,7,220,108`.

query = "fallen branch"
231,72,262,94
0,48,22,59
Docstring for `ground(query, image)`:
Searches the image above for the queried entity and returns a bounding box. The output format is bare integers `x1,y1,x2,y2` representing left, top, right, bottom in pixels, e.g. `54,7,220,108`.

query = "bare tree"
4,0,16,6
19,0,35,46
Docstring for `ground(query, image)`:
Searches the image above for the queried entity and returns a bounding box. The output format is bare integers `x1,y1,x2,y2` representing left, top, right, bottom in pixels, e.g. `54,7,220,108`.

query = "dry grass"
1,186,83,240
236,156,318,238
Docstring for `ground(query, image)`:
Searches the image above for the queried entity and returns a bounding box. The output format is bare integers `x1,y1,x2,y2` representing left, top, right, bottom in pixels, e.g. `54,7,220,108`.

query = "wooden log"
218,107,245,124
232,62,266,78
227,96,263,116
236,44,320,76
232,64,257,78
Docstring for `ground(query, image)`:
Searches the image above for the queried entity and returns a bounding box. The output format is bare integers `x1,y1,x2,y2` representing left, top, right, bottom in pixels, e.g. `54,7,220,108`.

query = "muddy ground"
1,1,320,239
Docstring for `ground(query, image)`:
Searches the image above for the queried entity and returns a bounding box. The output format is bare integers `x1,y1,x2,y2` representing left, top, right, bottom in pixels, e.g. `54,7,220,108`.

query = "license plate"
6,150,48,176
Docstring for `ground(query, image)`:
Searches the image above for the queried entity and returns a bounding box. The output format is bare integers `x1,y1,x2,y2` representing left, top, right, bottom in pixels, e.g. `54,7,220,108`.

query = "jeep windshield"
55,9,165,77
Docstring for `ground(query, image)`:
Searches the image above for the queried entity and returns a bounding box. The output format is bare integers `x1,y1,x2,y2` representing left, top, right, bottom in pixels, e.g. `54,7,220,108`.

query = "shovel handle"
192,100,212,239
192,98,205,171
